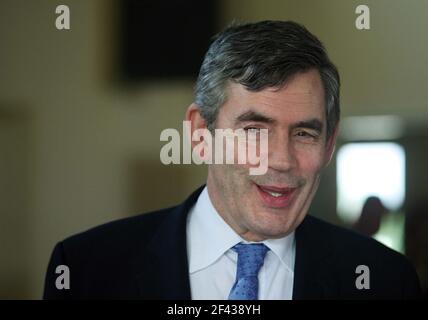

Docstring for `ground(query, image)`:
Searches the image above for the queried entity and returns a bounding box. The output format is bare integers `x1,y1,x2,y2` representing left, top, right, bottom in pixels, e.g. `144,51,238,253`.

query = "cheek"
296,149,326,177
212,163,246,190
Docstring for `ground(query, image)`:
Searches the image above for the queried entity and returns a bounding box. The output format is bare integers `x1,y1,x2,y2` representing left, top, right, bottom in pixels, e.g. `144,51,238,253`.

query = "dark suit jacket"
43,186,421,299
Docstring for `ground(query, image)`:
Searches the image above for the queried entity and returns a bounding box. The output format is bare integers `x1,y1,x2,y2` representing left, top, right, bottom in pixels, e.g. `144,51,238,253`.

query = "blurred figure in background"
353,196,388,237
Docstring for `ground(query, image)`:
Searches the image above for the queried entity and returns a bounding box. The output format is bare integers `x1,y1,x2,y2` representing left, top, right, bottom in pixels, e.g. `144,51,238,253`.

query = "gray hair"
194,20,340,139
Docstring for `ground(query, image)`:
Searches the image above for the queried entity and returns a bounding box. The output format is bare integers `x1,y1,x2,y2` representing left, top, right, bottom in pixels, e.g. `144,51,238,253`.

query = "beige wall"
0,0,427,298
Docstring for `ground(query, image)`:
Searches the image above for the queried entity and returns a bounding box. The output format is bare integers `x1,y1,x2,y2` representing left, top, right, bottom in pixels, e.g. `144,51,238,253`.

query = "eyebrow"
291,119,324,133
235,111,276,124
235,110,323,133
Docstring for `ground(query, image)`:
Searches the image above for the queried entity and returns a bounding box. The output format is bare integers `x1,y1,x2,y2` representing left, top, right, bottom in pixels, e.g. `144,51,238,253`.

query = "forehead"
224,69,326,122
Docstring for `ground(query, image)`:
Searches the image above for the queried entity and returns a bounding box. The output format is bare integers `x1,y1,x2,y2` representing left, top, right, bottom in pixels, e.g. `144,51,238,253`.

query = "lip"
255,183,297,208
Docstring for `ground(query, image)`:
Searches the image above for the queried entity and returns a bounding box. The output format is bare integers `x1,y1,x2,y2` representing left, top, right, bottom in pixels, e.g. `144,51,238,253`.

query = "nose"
268,134,296,172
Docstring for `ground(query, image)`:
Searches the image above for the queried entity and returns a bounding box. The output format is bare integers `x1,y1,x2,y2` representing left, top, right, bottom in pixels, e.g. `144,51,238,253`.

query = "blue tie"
228,243,269,300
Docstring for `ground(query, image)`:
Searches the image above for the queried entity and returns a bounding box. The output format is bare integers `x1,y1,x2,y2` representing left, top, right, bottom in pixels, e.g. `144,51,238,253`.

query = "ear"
185,103,208,149
324,122,339,167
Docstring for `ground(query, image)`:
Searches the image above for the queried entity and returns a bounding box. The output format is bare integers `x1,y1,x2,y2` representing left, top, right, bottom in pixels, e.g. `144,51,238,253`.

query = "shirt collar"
187,187,242,273
263,234,295,273
186,186,295,273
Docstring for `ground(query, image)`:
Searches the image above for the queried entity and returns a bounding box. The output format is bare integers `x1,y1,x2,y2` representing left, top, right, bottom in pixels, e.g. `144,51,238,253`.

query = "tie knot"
232,243,269,277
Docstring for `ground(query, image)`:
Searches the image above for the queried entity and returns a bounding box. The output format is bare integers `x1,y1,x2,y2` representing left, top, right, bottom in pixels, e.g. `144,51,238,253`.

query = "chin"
257,228,291,240
250,218,294,238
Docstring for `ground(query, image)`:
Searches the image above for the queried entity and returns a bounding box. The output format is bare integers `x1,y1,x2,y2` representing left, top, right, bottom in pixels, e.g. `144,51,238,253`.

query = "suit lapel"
135,186,204,299
293,216,340,299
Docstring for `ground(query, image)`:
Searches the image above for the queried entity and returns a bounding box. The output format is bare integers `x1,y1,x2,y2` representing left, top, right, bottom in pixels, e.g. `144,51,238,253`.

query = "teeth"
267,191,284,197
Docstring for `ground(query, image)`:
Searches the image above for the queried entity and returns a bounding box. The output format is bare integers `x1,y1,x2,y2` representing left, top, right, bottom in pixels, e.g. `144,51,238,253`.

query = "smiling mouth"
255,183,297,208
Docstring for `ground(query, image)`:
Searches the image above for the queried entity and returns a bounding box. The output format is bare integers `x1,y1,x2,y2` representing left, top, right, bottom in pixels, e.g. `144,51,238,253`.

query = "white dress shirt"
186,186,296,300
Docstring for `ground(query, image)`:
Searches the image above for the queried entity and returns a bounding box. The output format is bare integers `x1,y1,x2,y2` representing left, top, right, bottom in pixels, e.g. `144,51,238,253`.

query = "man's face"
206,69,336,241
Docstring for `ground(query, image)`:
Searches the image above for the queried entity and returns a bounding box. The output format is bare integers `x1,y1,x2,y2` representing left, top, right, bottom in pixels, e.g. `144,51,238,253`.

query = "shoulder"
303,215,404,261
46,205,181,283
59,206,176,259
299,215,421,298
52,186,203,262
43,206,182,299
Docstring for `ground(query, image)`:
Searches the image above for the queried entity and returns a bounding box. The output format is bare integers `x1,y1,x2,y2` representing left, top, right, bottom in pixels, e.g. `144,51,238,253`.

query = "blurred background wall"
0,0,427,299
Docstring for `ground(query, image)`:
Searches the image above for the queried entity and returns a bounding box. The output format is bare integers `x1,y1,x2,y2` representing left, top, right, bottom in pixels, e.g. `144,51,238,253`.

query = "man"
44,21,421,299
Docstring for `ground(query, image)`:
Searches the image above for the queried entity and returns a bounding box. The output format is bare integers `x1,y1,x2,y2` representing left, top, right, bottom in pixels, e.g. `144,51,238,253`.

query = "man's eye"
244,127,261,133
295,131,316,139
296,131,309,136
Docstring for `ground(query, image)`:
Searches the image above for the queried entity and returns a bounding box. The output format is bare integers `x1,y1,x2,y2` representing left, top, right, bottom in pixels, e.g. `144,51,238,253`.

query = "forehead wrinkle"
223,72,326,125
245,84,322,109
249,93,323,118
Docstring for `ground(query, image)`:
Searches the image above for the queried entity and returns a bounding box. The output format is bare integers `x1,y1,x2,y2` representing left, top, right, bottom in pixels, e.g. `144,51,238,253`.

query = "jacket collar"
292,215,339,299
135,186,204,299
